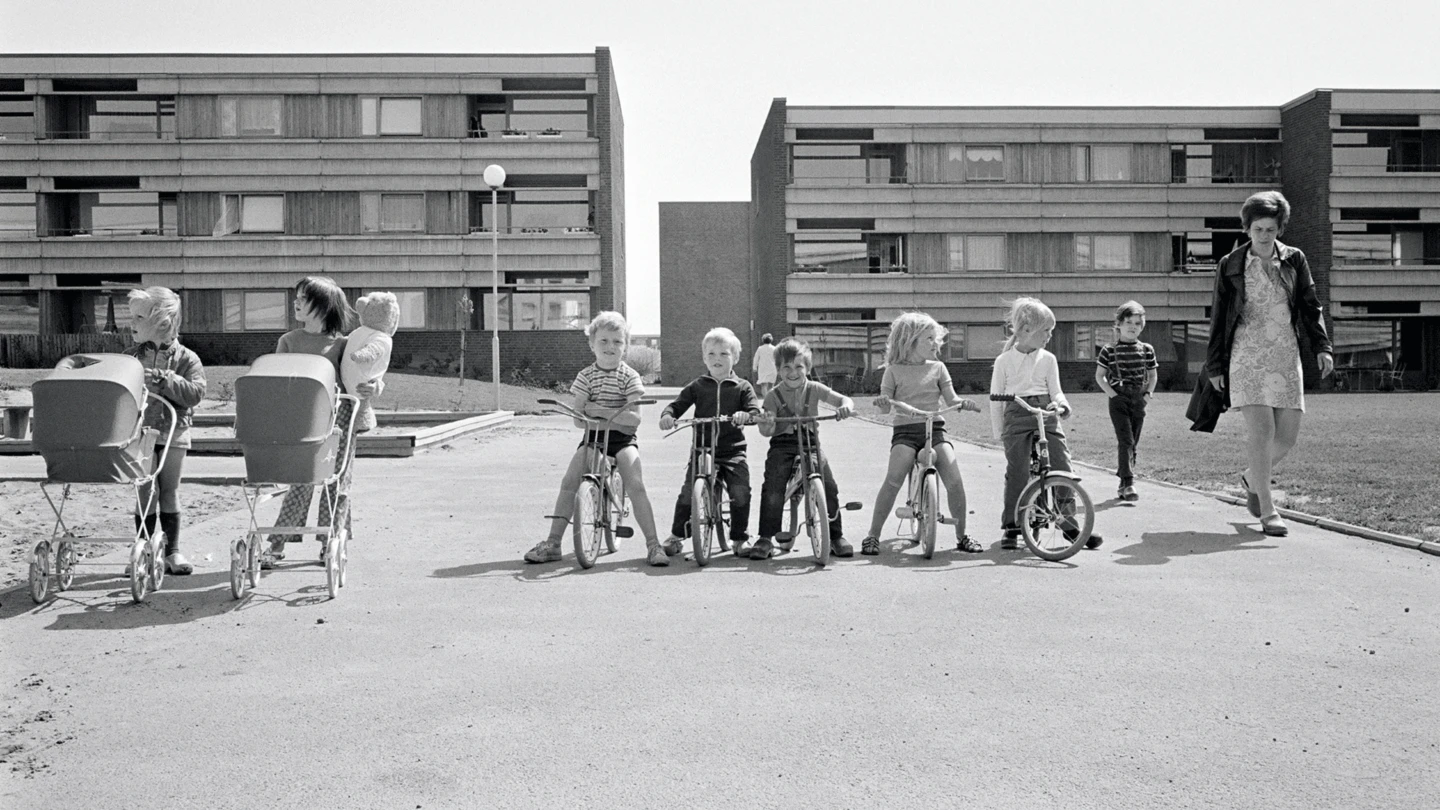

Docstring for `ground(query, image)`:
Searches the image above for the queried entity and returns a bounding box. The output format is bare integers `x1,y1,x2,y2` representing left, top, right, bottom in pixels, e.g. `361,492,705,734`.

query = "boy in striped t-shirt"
525,311,667,566
1095,301,1159,502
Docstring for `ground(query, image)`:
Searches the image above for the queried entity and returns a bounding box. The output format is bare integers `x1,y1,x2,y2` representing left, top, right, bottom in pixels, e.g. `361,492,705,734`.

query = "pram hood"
236,354,337,445
32,354,145,451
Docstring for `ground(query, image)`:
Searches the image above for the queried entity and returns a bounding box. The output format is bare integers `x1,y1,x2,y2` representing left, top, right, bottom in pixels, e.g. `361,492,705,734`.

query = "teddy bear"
342,292,399,433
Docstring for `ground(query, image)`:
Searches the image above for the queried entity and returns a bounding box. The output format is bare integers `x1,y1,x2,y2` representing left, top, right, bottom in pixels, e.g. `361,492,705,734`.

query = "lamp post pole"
483,164,506,413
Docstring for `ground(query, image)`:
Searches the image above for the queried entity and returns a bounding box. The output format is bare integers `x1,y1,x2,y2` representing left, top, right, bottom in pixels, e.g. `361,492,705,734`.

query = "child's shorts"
581,429,638,458
891,422,949,453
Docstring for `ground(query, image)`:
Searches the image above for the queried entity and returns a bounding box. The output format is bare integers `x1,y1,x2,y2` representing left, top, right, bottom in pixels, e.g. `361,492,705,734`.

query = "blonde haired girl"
862,312,981,556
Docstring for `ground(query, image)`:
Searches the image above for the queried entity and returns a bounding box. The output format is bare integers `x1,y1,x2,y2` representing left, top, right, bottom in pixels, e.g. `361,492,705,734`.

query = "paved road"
3,407,1438,809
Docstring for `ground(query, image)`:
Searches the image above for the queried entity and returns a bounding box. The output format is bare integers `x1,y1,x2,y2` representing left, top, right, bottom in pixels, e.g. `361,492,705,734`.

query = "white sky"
4,0,1438,333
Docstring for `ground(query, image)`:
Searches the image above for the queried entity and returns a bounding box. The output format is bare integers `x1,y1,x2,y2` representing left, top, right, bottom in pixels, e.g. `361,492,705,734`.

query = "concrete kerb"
951,436,1433,556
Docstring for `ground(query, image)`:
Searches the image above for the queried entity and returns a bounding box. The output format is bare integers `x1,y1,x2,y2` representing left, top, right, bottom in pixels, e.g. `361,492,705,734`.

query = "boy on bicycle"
658,327,761,558
753,338,855,560
524,311,667,566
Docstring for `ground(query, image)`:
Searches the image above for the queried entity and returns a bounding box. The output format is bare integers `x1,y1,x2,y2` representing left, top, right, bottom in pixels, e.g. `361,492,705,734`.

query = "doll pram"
231,354,358,600
27,353,177,604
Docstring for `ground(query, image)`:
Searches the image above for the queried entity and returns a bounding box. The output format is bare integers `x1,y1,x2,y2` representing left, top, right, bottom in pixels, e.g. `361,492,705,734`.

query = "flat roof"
0,52,601,75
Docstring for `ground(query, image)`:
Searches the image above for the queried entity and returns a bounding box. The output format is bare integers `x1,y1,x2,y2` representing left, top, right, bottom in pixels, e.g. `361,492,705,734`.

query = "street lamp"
483,163,506,412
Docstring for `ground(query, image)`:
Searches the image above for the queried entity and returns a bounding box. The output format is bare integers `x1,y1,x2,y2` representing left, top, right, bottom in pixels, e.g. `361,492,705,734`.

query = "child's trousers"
758,433,842,540
1107,388,1148,486
670,454,751,543
1000,396,1073,528
273,398,356,543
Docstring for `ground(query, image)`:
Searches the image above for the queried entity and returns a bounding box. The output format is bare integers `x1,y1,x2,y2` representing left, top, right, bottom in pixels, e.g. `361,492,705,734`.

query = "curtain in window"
1091,146,1129,181
212,194,239,237
1093,235,1131,270
968,235,1006,270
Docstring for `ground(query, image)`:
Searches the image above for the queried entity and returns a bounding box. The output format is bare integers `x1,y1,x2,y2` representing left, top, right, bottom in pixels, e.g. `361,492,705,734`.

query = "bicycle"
766,413,862,566
989,394,1095,562
536,397,656,568
882,400,976,559
664,414,745,566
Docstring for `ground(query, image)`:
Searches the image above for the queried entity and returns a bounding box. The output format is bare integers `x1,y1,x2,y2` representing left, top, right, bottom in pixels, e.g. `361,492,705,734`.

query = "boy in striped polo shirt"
525,311,667,566
1095,301,1158,502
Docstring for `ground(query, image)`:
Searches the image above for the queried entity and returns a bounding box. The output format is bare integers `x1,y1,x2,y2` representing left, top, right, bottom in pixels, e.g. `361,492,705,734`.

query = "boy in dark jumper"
1095,300,1159,502
658,327,762,558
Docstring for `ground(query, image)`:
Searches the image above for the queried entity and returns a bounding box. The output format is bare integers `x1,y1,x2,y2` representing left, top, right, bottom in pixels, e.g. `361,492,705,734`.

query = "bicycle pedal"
614,526,634,538
938,516,957,526
843,501,863,511
894,506,914,520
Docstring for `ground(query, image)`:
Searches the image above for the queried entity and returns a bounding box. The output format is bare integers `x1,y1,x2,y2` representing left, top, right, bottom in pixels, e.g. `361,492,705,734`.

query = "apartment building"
0,50,625,380
661,90,1439,390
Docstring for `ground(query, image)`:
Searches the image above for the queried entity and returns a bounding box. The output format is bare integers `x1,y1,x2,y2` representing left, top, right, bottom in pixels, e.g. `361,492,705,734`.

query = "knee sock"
159,511,182,555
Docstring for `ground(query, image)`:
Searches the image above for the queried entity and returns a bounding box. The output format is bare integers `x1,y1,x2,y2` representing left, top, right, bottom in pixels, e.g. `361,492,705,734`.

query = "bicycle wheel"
805,477,831,566
1016,473,1094,562
606,469,624,554
572,477,609,569
230,539,248,599
55,537,76,592
919,472,939,560
28,540,51,604
691,478,716,567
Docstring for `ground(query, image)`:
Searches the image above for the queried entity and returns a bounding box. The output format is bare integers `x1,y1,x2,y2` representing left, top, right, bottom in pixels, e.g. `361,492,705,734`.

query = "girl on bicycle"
862,312,981,556
990,297,1103,551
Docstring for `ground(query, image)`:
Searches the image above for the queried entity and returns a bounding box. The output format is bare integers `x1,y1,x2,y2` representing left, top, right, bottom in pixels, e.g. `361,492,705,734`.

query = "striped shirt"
1096,341,1158,388
572,361,645,410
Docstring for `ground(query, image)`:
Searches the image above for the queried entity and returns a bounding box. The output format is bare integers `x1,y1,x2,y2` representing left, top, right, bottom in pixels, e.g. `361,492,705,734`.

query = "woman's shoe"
164,552,194,575
1240,473,1262,518
1260,514,1289,537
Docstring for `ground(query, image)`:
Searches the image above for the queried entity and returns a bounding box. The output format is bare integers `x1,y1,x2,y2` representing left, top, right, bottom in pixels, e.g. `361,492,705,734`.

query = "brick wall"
658,202,753,384
1280,90,1334,385
595,46,626,316
750,98,791,355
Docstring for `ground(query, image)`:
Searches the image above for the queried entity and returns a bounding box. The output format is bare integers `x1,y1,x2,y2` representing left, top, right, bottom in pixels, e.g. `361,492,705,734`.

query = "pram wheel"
149,535,166,593
230,539,248,599
247,538,261,588
325,533,342,599
129,542,152,603
55,537,76,592
28,540,52,604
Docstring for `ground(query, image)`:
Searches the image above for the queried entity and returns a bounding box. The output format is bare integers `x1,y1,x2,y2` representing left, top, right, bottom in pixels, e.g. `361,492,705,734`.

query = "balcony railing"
789,175,909,186
1385,164,1440,173
1333,256,1440,266
42,227,176,237
792,264,909,274
42,130,176,141
467,225,595,236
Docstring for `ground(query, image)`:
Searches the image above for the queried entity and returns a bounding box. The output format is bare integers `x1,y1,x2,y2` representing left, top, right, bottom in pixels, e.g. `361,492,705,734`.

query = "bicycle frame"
665,413,741,564
886,401,968,556
988,393,1093,561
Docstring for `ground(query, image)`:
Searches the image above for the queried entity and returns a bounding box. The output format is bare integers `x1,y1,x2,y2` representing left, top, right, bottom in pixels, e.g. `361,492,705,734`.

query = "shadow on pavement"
1115,522,1277,566
0,570,242,628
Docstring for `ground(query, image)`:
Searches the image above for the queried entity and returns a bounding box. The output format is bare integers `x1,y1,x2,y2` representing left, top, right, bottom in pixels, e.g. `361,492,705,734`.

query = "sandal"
956,535,983,554
1239,473,1261,518
1260,514,1288,537
860,536,880,556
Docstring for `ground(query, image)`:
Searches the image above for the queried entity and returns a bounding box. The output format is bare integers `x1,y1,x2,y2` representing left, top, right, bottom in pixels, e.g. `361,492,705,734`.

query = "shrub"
626,346,662,382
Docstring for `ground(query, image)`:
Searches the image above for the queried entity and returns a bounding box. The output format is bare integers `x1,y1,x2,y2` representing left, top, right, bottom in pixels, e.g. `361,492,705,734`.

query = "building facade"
663,90,1440,391
0,51,626,381
657,201,751,384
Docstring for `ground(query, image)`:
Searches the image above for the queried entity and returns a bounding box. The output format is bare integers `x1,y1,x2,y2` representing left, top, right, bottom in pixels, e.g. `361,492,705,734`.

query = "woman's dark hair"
761,333,774,345
295,276,352,336
1240,191,1290,232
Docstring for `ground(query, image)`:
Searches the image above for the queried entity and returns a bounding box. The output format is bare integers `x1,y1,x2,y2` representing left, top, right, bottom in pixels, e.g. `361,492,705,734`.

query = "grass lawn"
855,392,1440,541
1,367,560,415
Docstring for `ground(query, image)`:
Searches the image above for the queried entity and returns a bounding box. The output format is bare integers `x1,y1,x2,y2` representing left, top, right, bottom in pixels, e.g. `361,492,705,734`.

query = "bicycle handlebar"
536,397,658,426
767,413,845,424
988,393,1057,415
884,400,975,419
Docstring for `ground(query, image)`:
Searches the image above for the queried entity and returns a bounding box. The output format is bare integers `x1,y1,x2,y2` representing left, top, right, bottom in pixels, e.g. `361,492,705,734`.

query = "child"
525,311,666,566
127,287,206,575
754,337,855,560
658,327,761,558
863,312,982,556
264,277,381,567
1094,301,1158,502
989,297,1103,550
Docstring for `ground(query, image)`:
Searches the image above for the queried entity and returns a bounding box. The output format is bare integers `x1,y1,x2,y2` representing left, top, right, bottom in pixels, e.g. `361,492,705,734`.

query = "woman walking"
1206,191,1333,537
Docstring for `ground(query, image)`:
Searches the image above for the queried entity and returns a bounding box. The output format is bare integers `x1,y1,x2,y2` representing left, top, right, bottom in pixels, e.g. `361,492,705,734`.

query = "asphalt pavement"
3,406,1437,809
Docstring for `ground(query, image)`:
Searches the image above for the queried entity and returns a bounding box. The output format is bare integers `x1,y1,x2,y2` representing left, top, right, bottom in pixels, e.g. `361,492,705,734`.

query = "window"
0,291,40,333
481,291,588,330
1076,234,1132,271
794,232,867,273
474,189,591,234
966,324,1007,360
91,292,130,332
88,98,173,139
1075,145,1130,182
964,146,1005,181
216,194,284,235
0,97,35,140
361,193,425,233
219,96,282,137
1074,323,1118,360
508,97,590,138
89,192,162,235
1333,225,1439,265
1170,142,1280,183
224,290,289,331
0,192,35,237
790,143,904,185
792,325,884,374
947,234,1006,272
941,325,966,361
394,290,426,328
361,97,422,136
